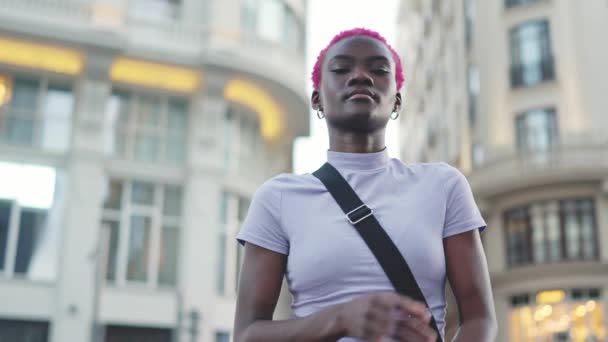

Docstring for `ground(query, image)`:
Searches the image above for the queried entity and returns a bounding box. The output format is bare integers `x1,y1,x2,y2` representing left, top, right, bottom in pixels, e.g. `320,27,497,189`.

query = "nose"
347,65,373,87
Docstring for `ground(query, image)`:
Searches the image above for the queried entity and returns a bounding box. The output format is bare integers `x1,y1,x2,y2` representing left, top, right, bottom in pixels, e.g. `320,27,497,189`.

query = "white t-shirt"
237,149,487,340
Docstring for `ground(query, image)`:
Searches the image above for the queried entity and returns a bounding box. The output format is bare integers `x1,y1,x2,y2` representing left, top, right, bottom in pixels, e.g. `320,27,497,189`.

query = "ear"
311,90,322,111
393,92,402,113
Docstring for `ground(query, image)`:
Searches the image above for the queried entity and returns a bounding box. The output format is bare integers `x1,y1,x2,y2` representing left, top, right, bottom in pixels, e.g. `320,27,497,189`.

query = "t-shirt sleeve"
442,165,487,238
236,178,289,255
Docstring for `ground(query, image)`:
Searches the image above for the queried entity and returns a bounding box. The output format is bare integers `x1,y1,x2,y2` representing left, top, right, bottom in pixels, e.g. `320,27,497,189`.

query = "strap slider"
346,204,373,224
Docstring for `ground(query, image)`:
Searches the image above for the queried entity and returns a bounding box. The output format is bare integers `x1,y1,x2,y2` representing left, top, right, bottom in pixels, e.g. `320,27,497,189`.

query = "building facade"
398,0,608,341
0,0,308,341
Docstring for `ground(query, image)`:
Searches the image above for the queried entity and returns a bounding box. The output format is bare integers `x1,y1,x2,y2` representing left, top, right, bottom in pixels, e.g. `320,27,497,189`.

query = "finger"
394,296,432,322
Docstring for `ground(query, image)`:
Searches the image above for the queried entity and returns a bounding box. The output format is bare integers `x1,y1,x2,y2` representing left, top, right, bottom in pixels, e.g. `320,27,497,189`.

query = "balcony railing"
469,142,608,197
510,57,555,88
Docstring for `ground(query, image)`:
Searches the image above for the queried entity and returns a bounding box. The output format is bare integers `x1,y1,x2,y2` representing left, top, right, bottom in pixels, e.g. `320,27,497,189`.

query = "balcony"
469,142,608,199
0,0,306,97
510,57,555,88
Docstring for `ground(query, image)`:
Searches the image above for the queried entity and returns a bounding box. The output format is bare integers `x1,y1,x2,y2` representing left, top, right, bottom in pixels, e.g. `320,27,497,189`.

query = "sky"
293,0,401,174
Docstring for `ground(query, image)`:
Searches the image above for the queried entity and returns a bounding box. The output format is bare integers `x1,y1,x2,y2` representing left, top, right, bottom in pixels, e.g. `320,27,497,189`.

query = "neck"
327,126,386,153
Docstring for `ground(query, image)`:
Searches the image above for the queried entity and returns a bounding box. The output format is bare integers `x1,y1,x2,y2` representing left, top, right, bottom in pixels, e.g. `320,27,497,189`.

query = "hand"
336,292,437,342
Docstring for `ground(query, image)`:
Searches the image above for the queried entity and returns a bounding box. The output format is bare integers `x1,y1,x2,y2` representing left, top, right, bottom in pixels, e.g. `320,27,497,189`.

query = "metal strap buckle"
346,204,373,224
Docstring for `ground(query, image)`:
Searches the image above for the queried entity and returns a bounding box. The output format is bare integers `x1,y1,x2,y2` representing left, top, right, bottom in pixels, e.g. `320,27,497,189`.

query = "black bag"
313,162,442,341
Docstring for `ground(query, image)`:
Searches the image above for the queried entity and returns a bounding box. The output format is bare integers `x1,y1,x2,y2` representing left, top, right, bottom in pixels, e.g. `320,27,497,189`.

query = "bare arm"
444,230,497,342
233,243,345,342
233,243,436,342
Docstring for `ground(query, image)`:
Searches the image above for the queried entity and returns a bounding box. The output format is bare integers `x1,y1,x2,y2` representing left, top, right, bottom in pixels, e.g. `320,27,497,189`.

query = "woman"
234,28,497,342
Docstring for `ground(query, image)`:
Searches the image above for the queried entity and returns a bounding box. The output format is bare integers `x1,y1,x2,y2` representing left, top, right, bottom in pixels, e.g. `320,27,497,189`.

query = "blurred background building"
398,0,608,341
0,0,308,341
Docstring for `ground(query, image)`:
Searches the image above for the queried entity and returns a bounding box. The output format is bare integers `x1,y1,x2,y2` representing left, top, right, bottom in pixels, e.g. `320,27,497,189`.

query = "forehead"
324,35,393,64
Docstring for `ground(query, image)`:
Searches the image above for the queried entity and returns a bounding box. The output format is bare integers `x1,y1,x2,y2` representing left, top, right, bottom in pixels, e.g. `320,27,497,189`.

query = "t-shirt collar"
326,148,389,171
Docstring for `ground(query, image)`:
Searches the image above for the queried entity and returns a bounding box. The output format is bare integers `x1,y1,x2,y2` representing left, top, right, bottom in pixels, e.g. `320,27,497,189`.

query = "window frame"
217,190,250,297
515,107,559,153
0,70,75,152
101,178,182,289
509,19,555,88
503,197,599,268
107,87,190,164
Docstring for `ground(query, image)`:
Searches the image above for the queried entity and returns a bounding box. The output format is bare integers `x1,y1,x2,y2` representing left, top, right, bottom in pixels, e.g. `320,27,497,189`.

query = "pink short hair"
311,28,404,90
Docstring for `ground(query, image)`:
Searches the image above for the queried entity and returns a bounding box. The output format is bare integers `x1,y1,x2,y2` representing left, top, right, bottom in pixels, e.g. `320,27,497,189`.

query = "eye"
330,68,349,74
372,68,390,75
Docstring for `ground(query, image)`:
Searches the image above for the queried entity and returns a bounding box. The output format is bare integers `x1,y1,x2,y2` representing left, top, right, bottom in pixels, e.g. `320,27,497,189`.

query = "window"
105,91,189,164
0,74,74,152
240,0,302,50
464,0,474,48
128,0,181,21
215,331,231,342
223,106,263,173
104,325,172,342
217,191,250,296
510,20,554,87
506,0,540,8
0,162,62,281
101,179,182,287
467,65,480,127
0,319,49,342
516,108,558,153
504,198,598,267
510,288,605,341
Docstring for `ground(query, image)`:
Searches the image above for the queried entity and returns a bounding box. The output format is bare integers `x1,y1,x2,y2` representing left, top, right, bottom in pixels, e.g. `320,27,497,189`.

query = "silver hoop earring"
390,111,400,120
316,109,325,119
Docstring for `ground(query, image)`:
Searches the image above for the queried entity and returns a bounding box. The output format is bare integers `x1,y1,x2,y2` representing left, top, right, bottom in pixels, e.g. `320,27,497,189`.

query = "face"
312,35,401,133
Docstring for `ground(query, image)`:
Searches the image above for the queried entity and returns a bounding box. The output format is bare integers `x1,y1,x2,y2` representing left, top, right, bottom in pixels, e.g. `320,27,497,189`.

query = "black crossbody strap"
313,162,442,341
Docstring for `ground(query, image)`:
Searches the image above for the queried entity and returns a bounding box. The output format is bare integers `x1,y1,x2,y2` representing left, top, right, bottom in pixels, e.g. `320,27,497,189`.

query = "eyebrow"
329,55,391,63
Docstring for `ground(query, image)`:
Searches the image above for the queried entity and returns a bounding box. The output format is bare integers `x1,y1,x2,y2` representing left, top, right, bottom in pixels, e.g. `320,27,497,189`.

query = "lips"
345,89,376,101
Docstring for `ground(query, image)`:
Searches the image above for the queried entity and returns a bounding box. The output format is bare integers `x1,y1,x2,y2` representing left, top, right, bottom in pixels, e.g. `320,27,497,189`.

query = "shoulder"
254,172,320,198
389,159,462,182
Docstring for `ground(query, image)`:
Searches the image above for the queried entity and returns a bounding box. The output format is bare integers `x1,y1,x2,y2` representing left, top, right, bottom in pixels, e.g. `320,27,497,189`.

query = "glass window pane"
136,95,161,129
14,209,47,275
215,331,230,342
257,0,283,42
40,85,73,153
220,192,229,225
102,220,120,282
531,206,545,263
158,226,178,286
165,138,185,163
163,185,182,216
131,181,155,206
217,234,226,294
0,200,11,271
134,134,160,162
104,180,123,210
5,116,34,145
9,78,39,112
238,197,250,222
126,215,151,282
167,99,187,133
0,319,49,342
546,208,561,262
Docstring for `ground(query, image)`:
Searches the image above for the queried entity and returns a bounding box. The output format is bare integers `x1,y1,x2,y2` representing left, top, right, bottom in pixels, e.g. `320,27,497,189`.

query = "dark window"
516,108,558,152
0,319,49,342
506,0,539,8
504,198,598,267
0,200,11,270
14,209,47,275
509,20,554,87
105,325,172,342
216,331,231,342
